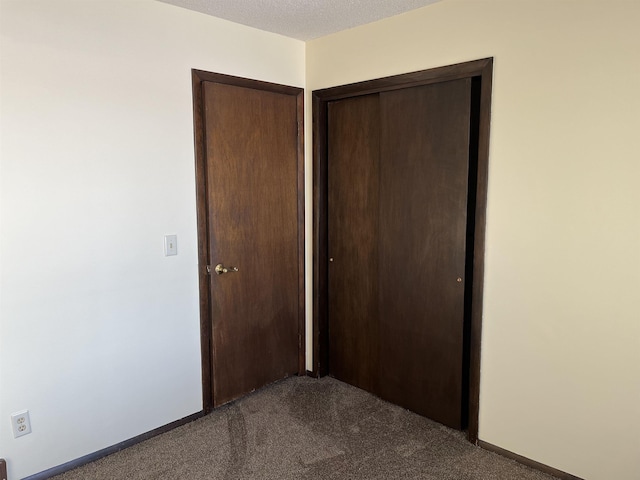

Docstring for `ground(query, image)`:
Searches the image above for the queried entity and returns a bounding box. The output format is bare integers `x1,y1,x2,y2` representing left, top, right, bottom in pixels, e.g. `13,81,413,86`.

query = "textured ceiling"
157,0,442,41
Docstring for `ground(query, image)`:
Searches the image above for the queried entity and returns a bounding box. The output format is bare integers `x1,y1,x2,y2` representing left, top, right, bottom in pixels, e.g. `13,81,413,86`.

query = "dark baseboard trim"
24,411,205,480
478,440,584,480
306,369,318,378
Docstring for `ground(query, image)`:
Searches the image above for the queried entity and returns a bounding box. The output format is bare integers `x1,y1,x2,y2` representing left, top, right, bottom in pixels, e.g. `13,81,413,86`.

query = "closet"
313,59,493,436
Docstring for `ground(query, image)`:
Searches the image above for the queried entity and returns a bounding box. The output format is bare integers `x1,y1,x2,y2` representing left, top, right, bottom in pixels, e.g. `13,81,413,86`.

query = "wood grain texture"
204,82,299,407
377,79,471,429
314,58,490,101
192,70,213,412
313,58,493,441
312,92,329,377
327,80,472,429
296,92,306,376
193,70,305,410
328,94,381,393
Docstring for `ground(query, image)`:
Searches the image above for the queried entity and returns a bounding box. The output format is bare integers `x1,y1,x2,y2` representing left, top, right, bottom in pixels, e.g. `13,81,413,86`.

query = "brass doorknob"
214,263,239,275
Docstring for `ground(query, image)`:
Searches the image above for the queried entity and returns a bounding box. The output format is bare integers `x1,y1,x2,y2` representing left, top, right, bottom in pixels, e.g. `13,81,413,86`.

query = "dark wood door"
328,94,381,394
202,80,301,407
328,79,472,429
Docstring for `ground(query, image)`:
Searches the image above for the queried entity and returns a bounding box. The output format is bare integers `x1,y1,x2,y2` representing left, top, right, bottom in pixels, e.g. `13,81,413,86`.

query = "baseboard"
478,440,584,480
19,410,583,480
24,411,205,480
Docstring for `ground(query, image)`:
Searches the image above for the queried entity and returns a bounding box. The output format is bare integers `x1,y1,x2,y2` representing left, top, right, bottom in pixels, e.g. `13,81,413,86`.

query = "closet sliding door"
327,79,472,429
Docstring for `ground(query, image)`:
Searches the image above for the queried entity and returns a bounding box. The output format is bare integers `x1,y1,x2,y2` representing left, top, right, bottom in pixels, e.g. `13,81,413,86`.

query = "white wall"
306,1,640,479
0,1,304,478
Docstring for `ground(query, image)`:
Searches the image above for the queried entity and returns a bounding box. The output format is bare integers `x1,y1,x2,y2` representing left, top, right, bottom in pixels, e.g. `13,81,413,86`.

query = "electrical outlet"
11,410,31,438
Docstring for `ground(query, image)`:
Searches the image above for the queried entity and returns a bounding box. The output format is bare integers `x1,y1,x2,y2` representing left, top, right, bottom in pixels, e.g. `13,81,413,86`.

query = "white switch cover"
164,235,177,256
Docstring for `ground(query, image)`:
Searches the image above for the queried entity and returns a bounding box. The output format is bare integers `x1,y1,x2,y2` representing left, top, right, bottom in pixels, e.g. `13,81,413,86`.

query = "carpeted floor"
52,376,557,479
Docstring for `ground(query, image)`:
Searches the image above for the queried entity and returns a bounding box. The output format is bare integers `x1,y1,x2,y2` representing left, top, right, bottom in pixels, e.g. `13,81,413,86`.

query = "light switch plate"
164,235,177,256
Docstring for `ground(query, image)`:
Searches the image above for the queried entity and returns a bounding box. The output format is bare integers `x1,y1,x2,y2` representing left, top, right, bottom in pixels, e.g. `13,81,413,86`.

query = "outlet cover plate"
11,410,32,438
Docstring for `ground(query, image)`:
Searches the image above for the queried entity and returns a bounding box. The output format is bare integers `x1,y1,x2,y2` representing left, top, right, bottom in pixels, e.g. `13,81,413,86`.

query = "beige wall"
306,1,640,479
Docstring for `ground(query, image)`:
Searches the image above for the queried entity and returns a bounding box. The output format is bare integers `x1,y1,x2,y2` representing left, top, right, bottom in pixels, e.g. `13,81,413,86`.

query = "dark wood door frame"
192,70,306,413
312,58,493,443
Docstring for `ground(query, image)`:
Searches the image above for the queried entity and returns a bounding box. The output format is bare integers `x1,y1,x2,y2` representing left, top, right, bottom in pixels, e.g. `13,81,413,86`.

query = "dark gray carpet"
52,376,556,479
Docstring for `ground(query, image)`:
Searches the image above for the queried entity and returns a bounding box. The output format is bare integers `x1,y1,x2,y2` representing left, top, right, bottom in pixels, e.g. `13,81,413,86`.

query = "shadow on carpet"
52,376,558,479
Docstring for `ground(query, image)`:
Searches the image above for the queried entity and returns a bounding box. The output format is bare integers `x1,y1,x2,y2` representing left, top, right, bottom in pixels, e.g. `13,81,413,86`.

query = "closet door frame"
312,58,493,444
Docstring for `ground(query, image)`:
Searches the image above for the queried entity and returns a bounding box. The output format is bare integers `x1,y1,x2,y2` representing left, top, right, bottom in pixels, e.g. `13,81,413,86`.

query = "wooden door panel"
316,58,492,441
203,81,299,407
327,95,380,393
378,79,472,428
327,79,472,429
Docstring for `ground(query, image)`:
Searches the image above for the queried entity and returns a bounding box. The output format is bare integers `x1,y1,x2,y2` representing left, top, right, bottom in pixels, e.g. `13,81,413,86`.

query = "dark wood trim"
313,58,491,101
467,58,493,444
192,70,303,97
296,87,306,376
23,411,205,480
1,458,7,480
192,70,213,413
312,91,329,378
192,70,306,407
312,58,493,441
478,440,584,480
